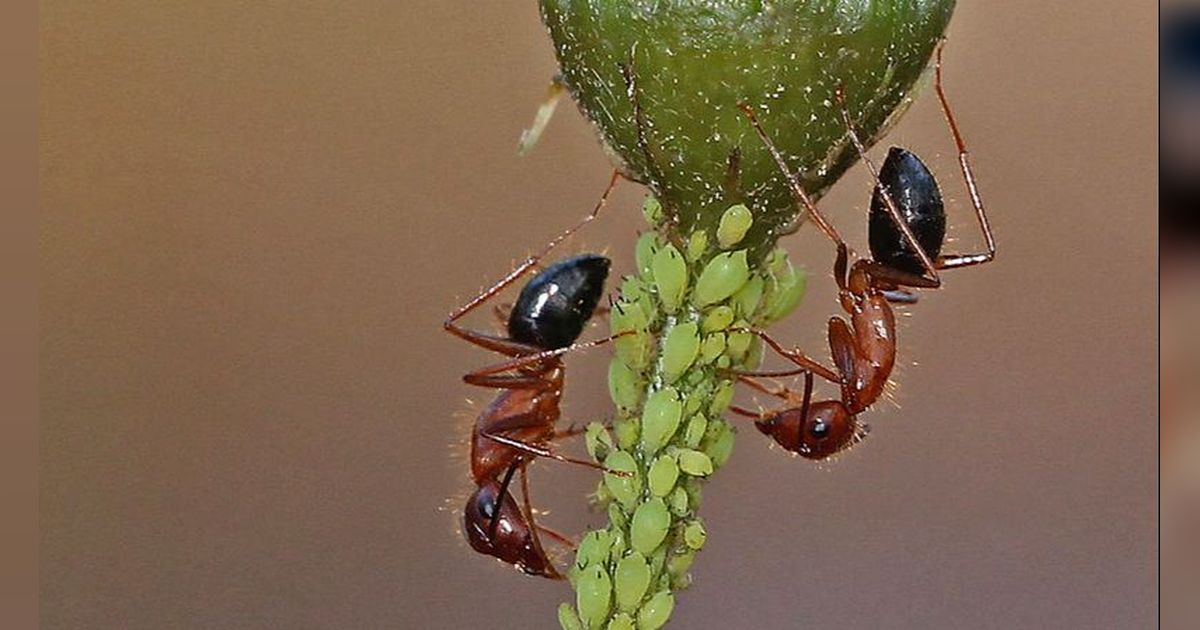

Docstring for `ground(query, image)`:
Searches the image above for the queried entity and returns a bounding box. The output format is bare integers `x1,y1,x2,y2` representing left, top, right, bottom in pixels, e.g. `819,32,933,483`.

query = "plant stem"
559,199,806,630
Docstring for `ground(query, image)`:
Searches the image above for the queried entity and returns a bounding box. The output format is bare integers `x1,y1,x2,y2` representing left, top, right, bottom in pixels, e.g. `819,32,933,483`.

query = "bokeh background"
41,2,1157,629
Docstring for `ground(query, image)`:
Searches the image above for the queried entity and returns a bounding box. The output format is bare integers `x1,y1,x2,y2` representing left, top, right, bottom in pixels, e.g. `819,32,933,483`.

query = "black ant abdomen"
508,254,611,350
869,147,947,276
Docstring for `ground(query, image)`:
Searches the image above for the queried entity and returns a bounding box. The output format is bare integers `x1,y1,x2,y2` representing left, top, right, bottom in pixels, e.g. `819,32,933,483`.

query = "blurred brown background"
41,2,1157,629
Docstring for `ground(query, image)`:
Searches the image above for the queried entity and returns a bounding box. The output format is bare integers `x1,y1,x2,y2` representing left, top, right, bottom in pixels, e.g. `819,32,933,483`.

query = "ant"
445,171,633,578
729,41,996,460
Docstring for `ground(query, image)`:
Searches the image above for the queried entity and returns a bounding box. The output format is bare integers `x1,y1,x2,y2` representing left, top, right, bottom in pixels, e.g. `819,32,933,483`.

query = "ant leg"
737,103,854,288
463,331,632,384
728,405,762,419
620,50,667,187
487,461,521,540
480,431,631,477
930,40,996,270
462,372,553,391
444,169,623,353
518,464,564,580
834,87,943,289
729,328,840,384
536,525,576,550
551,416,614,440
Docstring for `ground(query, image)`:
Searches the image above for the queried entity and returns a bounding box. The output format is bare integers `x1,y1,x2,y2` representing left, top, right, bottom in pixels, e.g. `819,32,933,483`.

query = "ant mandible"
444,170,633,578
729,40,997,459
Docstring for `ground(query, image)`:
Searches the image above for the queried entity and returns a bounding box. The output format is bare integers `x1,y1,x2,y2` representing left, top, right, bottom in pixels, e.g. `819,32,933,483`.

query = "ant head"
508,254,610,351
462,480,555,578
756,401,861,460
868,147,947,276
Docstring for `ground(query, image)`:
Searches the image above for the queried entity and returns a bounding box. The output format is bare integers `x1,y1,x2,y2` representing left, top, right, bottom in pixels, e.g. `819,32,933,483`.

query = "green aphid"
761,263,808,325
608,358,643,412
668,486,689,516
651,244,688,313
608,528,627,564
699,333,725,364
613,417,639,450
677,449,714,477
647,455,680,497
708,380,735,415
634,233,659,280
681,387,704,416
684,520,707,550
694,250,750,307
716,203,753,248
715,355,731,369
610,301,651,370
630,498,671,555
668,551,696,590
614,551,651,612
603,450,641,509
608,502,628,531
725,325,753,362
701,305,735,333
636,591,675,630
640,387,683,455
607,614,635,630
585,422,614,462
557,603,584,630
733,274,764,320
741,336,764,371
706,422,737,469
575,529,612,569
642,195,664,226
576,565,613,628
660,321,700,385
685,230,709,262
683,414,708,449
647,548,667,585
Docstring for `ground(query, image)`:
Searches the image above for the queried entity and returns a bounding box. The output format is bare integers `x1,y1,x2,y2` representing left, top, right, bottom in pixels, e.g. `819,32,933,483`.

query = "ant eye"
809,418,830,439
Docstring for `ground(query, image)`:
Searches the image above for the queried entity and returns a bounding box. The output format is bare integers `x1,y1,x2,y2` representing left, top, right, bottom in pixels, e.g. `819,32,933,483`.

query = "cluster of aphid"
444,42,995,620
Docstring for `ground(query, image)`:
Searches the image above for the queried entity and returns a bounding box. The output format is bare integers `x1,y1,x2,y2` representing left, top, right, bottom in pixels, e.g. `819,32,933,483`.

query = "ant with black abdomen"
729,40,997,460
444,170,636,578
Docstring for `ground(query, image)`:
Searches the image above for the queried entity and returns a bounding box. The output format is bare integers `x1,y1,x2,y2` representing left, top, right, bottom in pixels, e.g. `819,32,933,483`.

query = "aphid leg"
930,40,997,270
835,86,944,288
444,168,622,351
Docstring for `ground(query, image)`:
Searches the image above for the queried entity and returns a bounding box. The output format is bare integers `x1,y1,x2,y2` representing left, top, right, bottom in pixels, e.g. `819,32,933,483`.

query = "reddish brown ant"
445,171,633,578
730,41,996,460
